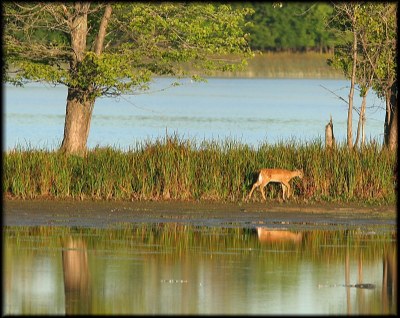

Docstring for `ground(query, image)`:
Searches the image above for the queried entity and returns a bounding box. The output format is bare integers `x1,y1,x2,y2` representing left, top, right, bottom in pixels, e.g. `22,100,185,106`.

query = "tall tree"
360,3,397,151
328,3,360,150
4,3,253,155
328,2,397,150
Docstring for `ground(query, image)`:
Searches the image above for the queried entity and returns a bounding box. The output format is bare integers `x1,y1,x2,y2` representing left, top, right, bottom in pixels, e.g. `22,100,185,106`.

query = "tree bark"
94,5,112,56
347,27,357,150
60,89,94,156
384,89,392,145
69,3,89,67
385,83,397,151
354,90,368,149
387,98,397,151
60,3,91,155
59,4,113,155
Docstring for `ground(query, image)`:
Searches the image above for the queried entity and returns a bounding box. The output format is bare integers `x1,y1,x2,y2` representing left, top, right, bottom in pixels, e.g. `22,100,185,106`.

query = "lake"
3,224,396,315
4,78,395,315
4,78,386,151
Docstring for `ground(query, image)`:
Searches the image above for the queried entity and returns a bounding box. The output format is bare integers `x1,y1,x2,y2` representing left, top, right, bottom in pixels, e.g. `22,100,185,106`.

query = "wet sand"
4,199,396,231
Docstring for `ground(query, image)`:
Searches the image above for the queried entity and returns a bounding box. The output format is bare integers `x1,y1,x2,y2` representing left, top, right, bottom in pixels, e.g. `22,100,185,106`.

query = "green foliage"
4,3,253,96
234,2,337,52
360,4,397,99
3,136,396,203
327,3,397,99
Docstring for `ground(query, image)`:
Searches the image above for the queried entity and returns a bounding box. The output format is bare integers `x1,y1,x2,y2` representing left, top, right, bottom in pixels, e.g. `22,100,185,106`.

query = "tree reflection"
3,225,397,315
382,246,397,314
345,248,351,314
62,236,91,314
344,238,397,315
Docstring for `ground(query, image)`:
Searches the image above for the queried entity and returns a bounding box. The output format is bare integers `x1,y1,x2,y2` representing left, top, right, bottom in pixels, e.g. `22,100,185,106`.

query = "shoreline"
4,198,396,230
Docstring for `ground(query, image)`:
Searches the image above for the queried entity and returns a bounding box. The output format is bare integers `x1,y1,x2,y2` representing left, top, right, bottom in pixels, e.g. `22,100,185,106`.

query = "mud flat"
3,199,396,232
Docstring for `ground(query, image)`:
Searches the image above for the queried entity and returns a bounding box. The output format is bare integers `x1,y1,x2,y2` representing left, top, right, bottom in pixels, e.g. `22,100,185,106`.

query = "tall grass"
205,52,344,78
3,135,396,203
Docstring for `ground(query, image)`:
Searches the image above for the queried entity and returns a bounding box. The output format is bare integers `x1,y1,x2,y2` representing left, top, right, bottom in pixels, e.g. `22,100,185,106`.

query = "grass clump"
3,135,396,204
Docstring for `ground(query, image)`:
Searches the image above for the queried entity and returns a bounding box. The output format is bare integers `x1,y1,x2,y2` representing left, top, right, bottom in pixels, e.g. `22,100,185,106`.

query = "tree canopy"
327,2,397,149
4,3,254,98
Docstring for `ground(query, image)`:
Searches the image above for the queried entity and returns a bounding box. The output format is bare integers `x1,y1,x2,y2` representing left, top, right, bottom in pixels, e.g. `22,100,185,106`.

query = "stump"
325,116,335,149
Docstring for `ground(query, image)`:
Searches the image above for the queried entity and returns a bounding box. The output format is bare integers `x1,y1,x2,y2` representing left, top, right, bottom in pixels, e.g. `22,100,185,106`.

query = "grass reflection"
3,224,397,315
4,223,396,258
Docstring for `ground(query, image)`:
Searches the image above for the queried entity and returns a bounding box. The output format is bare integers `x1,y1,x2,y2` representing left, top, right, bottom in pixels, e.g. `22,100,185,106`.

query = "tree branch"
94,4,112,55
320,84,348,105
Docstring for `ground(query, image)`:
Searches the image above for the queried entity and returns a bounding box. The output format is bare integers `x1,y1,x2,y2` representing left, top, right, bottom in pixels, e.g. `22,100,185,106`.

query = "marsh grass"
3,135,396,203
204,52,344,78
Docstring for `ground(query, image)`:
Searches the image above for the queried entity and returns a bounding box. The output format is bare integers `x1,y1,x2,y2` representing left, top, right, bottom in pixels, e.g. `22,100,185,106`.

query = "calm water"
4,225,397,315
4,78,386,150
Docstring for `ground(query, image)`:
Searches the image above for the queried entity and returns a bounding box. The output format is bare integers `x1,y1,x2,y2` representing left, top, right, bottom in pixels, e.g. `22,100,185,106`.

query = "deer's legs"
260,185,266,201
248,181,261,200
260,180,270,201
281,181,291,200
281,184,287,200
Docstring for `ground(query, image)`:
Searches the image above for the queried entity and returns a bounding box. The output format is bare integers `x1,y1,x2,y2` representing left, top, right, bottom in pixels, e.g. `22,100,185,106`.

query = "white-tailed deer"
247,168,303,201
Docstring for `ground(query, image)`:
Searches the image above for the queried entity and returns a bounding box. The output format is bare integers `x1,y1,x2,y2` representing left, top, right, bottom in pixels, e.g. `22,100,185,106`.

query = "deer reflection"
256,227,302,244
62,236,91,314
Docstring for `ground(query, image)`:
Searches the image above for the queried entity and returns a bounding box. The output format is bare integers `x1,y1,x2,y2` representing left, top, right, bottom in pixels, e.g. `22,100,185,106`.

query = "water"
4,78,386,150
3,225,396,315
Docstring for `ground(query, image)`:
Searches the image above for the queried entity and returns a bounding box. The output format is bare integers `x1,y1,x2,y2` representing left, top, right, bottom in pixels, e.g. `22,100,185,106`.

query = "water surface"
4,224,396,315
4,78,386,150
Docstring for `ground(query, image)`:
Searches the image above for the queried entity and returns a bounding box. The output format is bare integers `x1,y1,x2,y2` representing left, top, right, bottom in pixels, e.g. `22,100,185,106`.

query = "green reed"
201,52,344,79
3,135,396,203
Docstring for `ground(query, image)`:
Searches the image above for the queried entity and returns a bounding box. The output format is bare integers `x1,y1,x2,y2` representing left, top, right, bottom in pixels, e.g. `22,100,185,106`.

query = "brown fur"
247,168,303,201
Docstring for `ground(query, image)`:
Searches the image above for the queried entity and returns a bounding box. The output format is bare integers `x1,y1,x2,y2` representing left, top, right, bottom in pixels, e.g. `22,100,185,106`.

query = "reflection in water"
256,227,302,244
345,248,351,314
382,248,397,314
3,224,397,315
62,236,91,314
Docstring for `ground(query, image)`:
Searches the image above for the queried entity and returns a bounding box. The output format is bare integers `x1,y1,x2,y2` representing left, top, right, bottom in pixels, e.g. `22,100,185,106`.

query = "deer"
247,168,303,201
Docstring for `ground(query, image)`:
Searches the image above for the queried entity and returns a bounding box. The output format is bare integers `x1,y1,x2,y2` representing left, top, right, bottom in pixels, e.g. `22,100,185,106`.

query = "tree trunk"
59,3,90,155
60,89,94,156
354,90,368,149
59,4,112,156
347,28,357,150
361,108,366,147
384,89,392,145
94,5,112,55
385,83,397,151
387,98,397,151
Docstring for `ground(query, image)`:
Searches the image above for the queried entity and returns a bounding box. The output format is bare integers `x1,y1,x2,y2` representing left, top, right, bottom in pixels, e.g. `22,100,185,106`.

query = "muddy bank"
3,199,396,231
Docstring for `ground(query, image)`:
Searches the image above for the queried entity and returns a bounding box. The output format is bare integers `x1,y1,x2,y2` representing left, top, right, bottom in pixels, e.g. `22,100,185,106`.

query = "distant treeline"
235,2,337,53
